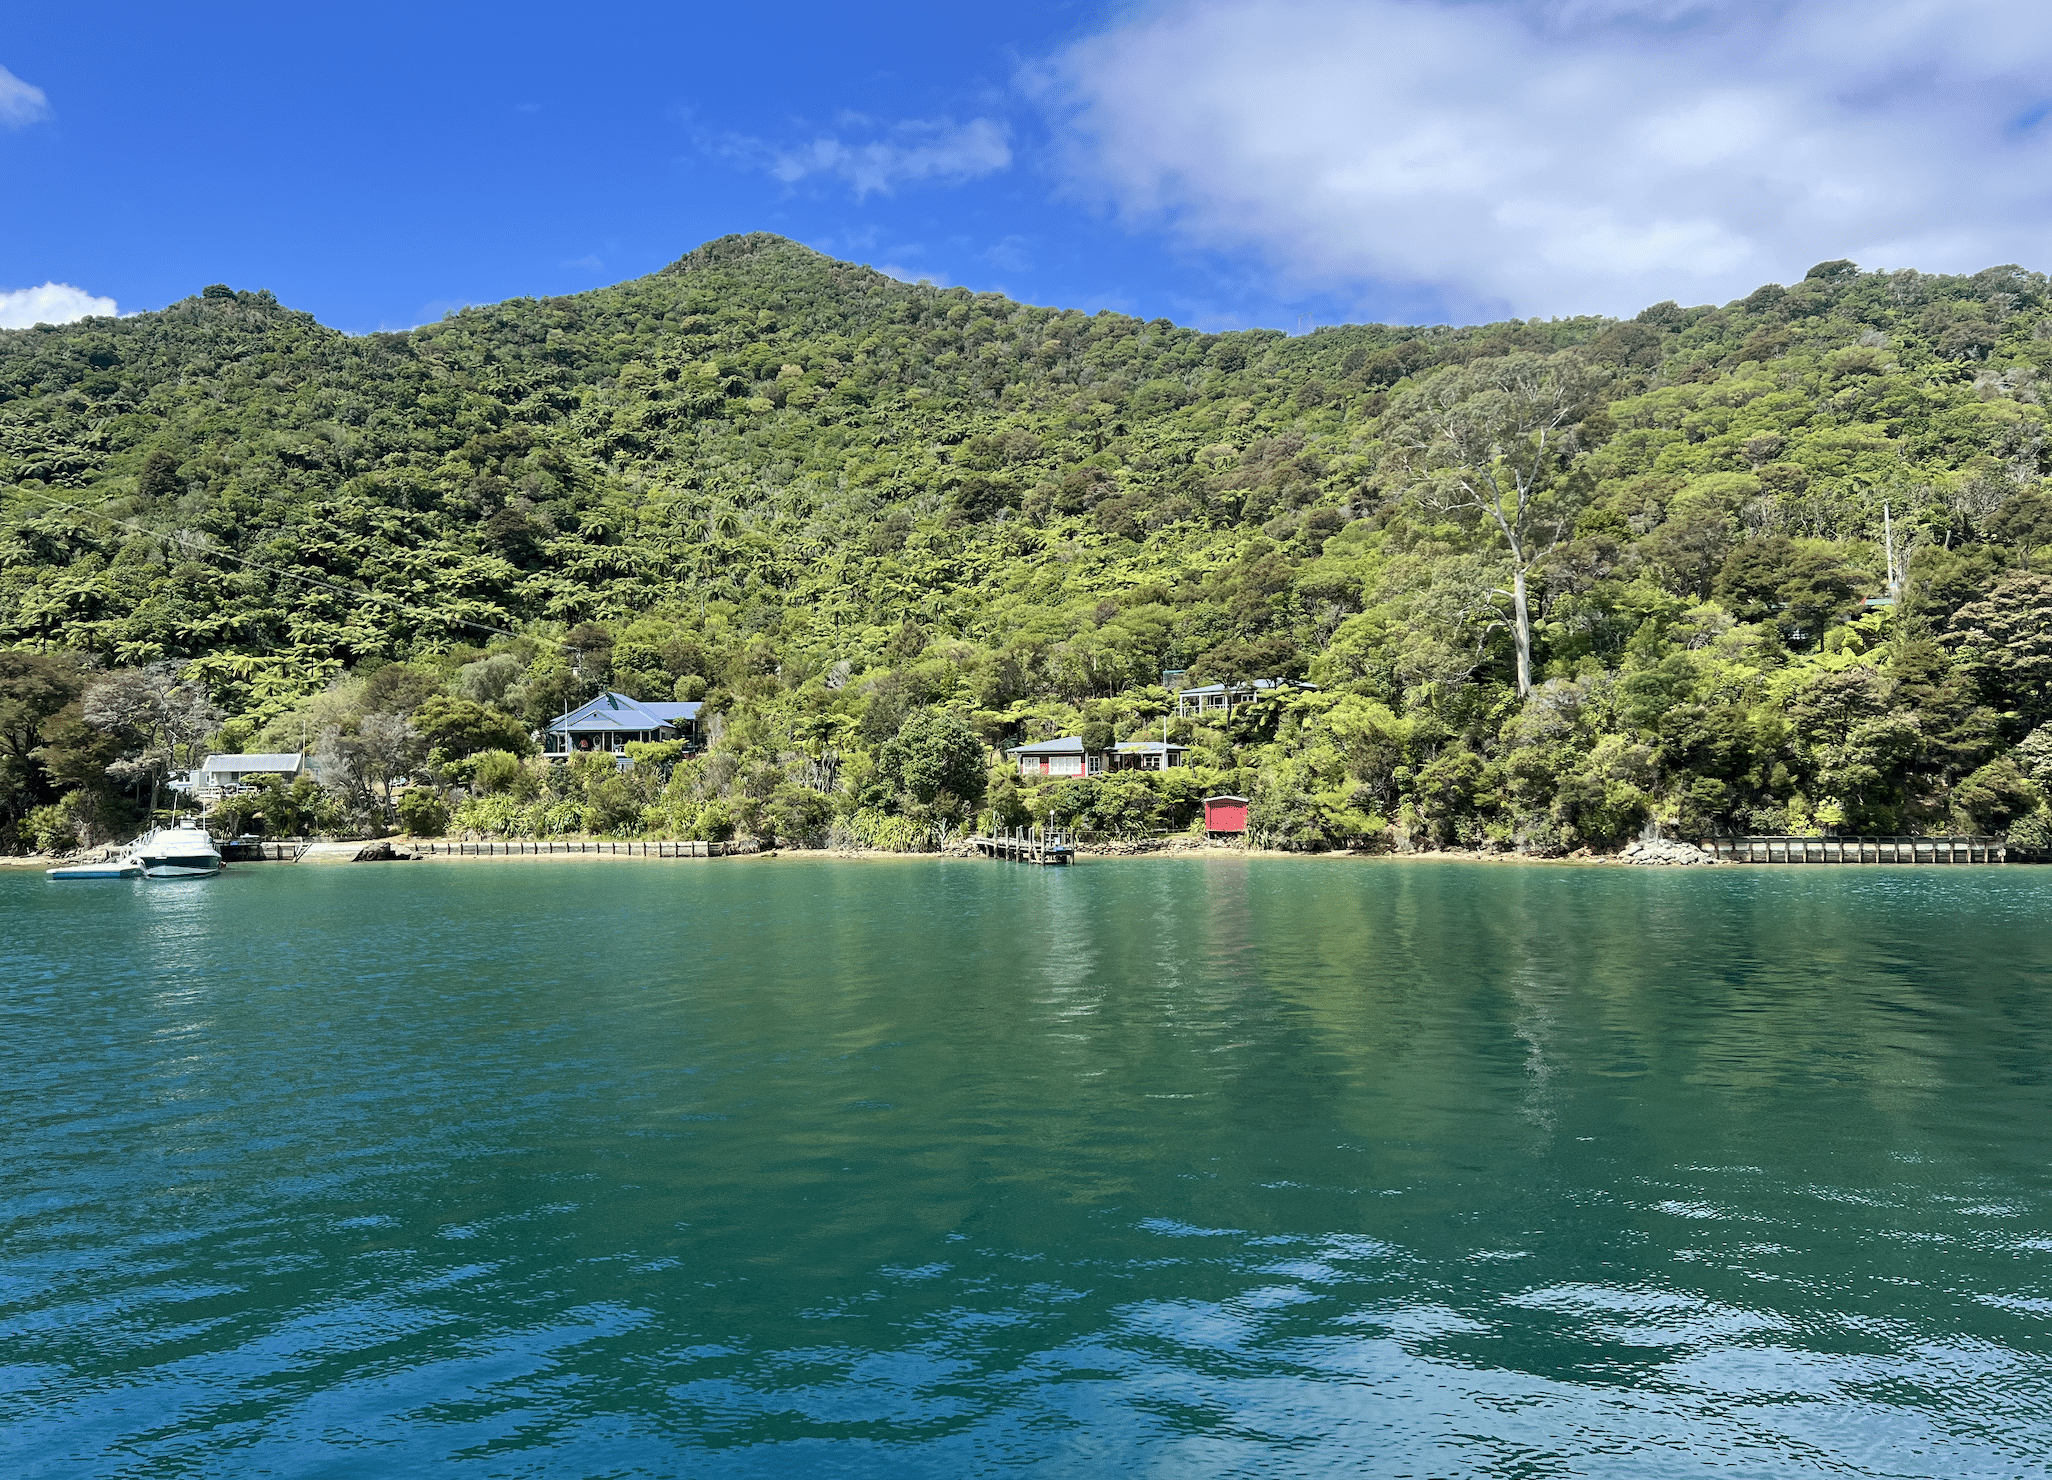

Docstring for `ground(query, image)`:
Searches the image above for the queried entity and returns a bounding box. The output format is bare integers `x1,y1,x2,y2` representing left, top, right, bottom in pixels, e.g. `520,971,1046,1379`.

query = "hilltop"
4,235,2052,853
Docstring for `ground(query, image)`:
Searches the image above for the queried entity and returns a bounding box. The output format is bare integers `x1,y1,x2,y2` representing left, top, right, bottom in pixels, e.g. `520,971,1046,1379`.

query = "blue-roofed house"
544,690,704,761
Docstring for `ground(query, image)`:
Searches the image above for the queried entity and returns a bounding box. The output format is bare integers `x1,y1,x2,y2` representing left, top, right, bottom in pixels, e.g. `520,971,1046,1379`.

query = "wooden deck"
1701,835,2005,864
968,829,1075,865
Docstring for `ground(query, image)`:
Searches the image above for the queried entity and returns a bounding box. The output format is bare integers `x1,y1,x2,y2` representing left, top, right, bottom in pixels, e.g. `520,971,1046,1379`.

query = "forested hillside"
6,233,2052,853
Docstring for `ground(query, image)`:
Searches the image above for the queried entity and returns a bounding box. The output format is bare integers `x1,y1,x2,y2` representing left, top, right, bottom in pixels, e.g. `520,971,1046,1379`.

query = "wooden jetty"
968,826,1075,865
1701,835,2004,864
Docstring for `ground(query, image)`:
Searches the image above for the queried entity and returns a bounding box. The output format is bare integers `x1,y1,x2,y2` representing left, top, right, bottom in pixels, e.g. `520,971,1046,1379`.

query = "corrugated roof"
202,752,304,770
1176,679,1318,697
548,691,701,733
1006,735,1086,755
1007,736,1191,756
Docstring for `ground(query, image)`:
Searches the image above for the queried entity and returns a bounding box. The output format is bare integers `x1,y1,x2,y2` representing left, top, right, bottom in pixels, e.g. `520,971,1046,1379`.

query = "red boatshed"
1204,795,1249,836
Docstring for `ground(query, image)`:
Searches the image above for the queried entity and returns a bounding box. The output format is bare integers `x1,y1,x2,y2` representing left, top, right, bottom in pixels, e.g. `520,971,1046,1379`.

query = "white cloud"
414,299,471,326
0,282,117,329
1044,0,2052,317
0,64,50,127
986,236,1033,273
877,264,951,287
735,116,1011,198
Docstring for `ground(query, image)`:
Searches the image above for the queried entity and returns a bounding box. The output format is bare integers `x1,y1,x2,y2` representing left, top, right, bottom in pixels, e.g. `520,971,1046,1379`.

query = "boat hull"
139,856,223,878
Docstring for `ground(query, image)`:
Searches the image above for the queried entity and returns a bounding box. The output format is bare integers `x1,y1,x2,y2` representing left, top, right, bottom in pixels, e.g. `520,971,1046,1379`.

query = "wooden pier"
969,827,1075,865
1701,835,2004,864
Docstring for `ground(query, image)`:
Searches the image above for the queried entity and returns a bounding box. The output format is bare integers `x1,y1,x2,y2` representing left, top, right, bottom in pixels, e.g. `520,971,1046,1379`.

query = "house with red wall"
1007,736,1190,777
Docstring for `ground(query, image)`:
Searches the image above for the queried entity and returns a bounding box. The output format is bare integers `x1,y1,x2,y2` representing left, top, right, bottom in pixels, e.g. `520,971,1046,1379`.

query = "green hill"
6,234,2052,853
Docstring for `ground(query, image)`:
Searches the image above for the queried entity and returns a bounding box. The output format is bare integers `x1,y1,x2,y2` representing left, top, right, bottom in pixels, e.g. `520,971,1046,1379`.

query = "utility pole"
1883,500,1901,599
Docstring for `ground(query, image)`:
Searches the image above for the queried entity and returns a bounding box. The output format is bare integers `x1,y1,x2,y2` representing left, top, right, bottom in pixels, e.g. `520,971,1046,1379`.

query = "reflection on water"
4,857,2052,1477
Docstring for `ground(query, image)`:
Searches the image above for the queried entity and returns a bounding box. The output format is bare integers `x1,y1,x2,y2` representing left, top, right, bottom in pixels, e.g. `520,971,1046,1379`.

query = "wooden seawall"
219,840,312,862
1702,836,2004,864
224,838,758,861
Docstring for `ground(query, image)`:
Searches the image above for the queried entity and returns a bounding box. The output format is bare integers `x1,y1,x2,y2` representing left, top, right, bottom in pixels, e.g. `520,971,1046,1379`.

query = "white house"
176,752,307,801
1174,679,1318,718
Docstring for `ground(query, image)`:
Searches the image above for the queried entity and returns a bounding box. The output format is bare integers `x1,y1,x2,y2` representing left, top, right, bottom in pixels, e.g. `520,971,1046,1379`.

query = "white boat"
132,822,224,878
47,859,143,879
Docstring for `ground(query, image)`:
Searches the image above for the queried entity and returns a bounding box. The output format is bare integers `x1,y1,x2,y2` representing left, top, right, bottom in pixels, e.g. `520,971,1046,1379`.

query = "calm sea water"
5,856,2052,1478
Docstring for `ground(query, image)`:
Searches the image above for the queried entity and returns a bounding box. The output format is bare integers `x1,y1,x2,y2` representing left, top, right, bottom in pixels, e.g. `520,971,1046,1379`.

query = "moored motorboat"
46,859,143,879
133,822,224,878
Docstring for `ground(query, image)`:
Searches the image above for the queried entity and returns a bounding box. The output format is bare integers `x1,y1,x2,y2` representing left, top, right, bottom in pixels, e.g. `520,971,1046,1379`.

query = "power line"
7,486,561,654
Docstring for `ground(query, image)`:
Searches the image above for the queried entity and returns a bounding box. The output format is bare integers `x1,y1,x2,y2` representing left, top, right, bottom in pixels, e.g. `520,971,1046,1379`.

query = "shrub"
24,802,79,854
1951,756,2039,834
584,774,642,835
472,749,526,795
2007,804,2052,854
454,793,527,836
698,800,735,842
764,785,833,846
836,807,929,851
396,788,450,837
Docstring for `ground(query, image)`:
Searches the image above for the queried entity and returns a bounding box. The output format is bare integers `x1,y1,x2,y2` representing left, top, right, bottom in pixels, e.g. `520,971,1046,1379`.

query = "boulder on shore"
1617,838,1719,866
352,841,413,862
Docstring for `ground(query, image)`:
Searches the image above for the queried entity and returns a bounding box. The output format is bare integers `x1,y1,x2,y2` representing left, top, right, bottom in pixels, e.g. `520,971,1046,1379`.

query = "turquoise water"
5,855,2052,1478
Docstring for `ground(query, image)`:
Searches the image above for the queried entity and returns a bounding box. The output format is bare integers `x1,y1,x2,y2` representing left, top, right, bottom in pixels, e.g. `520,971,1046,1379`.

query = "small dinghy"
47,860,143,880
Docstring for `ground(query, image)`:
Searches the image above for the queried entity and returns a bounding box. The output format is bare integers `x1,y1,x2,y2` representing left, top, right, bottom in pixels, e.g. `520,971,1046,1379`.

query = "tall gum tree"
1391,353,1603,697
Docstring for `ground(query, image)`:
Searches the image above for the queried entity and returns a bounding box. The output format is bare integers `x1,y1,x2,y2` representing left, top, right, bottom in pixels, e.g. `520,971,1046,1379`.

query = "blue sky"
6,1,2052,335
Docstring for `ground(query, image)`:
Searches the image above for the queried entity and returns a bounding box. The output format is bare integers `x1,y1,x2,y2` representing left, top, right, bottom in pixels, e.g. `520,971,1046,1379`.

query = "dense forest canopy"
6,233,2052,853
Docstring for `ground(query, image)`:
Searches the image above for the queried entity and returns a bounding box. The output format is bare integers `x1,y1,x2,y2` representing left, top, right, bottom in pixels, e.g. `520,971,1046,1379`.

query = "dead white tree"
83,664,223,820
1392,353,1603,697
